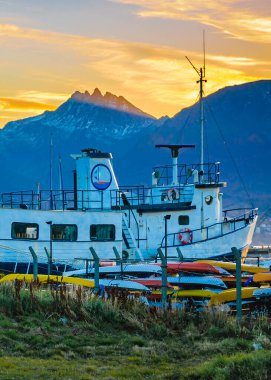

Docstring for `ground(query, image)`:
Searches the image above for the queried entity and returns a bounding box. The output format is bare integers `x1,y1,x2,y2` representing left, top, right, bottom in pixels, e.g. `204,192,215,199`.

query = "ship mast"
185,33,207,171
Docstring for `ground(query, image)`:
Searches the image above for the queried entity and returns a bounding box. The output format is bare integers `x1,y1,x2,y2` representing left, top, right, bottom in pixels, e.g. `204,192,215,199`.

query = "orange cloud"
112,0,271,43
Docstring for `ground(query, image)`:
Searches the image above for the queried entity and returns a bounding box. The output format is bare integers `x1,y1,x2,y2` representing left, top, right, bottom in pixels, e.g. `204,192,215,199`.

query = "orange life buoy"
167,188,179,201
178,228,193,245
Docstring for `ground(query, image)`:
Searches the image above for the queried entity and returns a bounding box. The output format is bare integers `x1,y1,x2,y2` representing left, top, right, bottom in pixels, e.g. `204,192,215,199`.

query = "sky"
0,0,271,127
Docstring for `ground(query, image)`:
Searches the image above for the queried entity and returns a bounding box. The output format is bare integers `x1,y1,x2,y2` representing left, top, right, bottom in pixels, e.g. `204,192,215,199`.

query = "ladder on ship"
122,215,143,260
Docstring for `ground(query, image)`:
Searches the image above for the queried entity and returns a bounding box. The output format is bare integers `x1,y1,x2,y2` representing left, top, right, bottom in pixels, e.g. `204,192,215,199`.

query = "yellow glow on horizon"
0,98,56,112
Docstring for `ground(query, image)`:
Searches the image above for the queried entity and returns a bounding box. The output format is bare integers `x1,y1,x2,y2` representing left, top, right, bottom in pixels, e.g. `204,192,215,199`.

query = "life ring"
167,188,179,201
178,228,193,245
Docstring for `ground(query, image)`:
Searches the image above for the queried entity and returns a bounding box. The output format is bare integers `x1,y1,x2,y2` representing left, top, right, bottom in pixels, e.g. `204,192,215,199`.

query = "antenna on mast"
185,31,207,171
49,133,53,209
203,29,206,77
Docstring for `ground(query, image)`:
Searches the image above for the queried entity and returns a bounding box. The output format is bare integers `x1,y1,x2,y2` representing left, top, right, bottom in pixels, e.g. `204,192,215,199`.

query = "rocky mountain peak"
91,88,103,101
69,88,154,118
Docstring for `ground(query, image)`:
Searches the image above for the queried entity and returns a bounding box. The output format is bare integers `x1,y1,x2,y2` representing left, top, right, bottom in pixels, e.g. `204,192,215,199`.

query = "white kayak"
99,279,150,291
63,264,162,277
166,276,227,289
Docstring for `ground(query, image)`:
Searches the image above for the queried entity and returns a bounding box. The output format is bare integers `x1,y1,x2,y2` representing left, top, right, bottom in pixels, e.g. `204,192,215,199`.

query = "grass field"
0,281,271,379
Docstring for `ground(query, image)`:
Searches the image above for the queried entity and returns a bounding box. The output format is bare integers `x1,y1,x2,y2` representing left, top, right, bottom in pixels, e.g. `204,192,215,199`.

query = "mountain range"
1,81,271,243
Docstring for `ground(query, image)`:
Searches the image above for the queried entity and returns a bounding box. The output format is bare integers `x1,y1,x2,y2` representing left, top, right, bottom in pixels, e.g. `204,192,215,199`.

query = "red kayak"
129,279,173,288
154,262,227,275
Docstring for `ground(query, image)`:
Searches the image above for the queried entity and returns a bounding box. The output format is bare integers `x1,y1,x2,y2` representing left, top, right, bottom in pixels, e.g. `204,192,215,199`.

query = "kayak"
166,276,227,289
209,287,257,305
253,288,271,298
173,289,216,299
198,260,266,274
63,264,162,277
99,279,150,291
128,279,174,288
0,274,95,288
253,272,271,283
219,275,252,287
154,262,230,275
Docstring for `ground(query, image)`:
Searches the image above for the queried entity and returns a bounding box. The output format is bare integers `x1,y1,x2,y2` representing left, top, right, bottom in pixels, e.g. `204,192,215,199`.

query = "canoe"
209,287,257,305
0,274,95,288
253,272,271,283
197,260,266,274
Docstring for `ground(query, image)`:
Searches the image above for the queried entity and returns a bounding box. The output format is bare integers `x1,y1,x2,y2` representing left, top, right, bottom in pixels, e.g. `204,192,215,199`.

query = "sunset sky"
0,0,271,127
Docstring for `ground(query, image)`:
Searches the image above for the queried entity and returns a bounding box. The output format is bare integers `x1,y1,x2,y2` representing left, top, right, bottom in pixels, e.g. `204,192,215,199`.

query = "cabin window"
11,222,39,240
90,224,115,241
178,215,189,225
52,224,77,241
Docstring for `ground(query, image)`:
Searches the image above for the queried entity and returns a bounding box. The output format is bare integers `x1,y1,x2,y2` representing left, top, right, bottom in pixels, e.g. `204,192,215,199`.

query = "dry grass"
0,280,271,379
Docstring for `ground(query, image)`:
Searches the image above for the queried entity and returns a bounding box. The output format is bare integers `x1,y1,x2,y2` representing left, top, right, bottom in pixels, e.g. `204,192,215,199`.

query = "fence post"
157,248,167,309
44,247,50,275
29,246,38,280
89,247,100,293
113,246,123,279
232,246,242,323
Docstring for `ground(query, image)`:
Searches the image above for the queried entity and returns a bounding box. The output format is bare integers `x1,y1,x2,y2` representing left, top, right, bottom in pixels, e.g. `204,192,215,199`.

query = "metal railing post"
232,246,242,323
157,248,167,309
113,246,121,261
89,247,100,293
29,246,38,280
176,247,184,262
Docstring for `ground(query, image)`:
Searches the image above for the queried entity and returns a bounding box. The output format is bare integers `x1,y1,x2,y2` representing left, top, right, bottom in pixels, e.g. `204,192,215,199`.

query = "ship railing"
111,184,193,207
154,162,220,186
0,189,104,211
161,208,258,248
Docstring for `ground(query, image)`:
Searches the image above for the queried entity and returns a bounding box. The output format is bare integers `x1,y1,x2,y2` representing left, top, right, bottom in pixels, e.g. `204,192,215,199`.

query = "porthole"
205,195,213,205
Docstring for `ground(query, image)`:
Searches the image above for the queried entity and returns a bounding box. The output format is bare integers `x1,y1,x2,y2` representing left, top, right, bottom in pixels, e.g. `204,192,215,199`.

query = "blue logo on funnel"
91,164,112,190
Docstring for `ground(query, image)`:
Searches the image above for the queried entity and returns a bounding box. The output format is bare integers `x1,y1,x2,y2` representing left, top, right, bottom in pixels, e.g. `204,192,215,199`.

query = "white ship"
0,145,257,270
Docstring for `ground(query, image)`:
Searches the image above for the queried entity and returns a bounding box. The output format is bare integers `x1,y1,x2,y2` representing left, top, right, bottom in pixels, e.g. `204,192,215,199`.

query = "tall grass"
0,280,270,340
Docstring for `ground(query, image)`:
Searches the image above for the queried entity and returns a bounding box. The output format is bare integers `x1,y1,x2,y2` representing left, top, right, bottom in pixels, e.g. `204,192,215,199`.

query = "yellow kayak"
253,273,271,283
197,260,266,274
209,287,257,305
0,274,94,288
173,290,216,299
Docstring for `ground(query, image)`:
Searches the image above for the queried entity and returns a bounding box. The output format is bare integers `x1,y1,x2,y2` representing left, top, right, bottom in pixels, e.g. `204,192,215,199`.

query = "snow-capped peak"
70,89,154,118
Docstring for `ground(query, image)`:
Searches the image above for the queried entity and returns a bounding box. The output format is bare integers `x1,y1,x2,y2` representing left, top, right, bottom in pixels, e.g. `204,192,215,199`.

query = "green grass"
0,281,271,379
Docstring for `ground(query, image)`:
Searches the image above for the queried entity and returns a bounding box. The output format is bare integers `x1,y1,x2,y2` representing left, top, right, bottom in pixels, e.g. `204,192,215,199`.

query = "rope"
178,92,200,137
205,98,255,208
